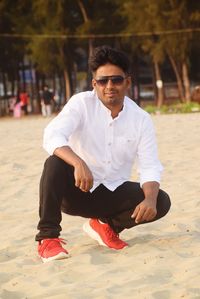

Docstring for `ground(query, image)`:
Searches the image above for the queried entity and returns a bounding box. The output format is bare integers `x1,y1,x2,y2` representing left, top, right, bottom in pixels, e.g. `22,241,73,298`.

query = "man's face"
92,63,131,113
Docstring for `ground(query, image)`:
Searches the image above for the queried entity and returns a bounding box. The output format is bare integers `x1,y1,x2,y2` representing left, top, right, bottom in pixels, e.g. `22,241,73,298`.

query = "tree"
75,0,124,85
161,0,200,103
0,0,28,97
27,0,81,100
119,0,200,105
119,0,166,107
1,0,199,114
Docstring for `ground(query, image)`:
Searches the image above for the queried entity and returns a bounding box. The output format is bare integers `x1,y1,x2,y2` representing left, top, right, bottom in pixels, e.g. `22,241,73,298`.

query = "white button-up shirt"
43,90,163,192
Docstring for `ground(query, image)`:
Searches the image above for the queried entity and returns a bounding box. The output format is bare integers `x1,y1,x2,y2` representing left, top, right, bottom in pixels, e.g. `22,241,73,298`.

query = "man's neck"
109,104,124,118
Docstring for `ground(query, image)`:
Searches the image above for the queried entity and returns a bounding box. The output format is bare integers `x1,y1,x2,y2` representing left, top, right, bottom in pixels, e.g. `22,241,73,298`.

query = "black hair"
88,45,131,75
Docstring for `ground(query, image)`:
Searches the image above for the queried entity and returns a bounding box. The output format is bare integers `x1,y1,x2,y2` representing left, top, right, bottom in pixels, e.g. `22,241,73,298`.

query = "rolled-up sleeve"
136,114,163,187
43,96,83,155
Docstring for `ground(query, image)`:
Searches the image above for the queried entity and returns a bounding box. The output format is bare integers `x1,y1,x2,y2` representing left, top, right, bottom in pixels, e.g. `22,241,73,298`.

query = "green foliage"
119,0,200,64
120,0,166,63
0,0,200,101
77,72,87,81
144,102,200,114
0,0,28,76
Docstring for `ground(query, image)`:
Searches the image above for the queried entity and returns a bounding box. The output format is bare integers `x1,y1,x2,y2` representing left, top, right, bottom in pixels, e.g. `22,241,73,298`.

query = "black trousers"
35,156,171,241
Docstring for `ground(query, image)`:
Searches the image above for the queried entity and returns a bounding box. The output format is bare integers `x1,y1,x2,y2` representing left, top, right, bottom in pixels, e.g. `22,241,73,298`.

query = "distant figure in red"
19,90,29,115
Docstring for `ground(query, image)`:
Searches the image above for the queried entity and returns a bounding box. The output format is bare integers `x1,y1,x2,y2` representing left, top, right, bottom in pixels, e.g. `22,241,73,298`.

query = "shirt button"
108,142,112,146
107,161,111,164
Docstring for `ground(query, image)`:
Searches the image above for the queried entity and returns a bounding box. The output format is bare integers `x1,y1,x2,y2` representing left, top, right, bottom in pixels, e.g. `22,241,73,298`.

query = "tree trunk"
63,69,71,101
89,38,94,56
35,70,41,113
11,73,15,96
86,38,94,87
77,0,88,22
58,42,73,100
168,53,185,102
2,72,7,97
154,61,164,108
29,62,35,113
21,60,26,91
77,0,93,85
132,54,140,105
182,61,191,103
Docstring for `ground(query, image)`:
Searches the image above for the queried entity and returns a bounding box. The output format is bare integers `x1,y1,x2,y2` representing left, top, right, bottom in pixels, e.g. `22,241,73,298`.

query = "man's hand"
54,146,93,192
131,181,159,224
131,198,157,223
74,160,93,192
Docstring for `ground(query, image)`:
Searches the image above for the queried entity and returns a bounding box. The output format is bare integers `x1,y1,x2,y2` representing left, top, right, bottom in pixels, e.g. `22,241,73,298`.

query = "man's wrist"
73,157,85,168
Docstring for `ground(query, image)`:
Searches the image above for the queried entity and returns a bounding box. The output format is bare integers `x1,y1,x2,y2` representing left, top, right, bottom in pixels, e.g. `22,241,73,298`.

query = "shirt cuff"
139,171,162,188
43,137,69,155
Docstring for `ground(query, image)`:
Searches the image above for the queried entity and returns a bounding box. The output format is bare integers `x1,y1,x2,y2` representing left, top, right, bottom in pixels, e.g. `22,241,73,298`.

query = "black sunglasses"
95,75,127,86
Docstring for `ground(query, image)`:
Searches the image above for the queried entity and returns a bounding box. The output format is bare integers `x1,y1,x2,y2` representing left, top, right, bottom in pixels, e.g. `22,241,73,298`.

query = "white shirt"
43,90,163,192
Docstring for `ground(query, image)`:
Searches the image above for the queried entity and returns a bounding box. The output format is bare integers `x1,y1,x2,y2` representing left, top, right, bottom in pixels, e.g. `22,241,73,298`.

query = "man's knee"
157,189,171,218
45,155,65,169
44,155,72,176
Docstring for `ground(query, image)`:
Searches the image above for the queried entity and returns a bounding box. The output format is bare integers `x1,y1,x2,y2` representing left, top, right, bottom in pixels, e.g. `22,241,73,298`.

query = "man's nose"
106,79,114,87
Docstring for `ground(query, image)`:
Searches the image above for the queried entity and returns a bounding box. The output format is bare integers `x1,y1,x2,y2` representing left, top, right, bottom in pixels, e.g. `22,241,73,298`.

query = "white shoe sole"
41,251,69,263
83,221,107,247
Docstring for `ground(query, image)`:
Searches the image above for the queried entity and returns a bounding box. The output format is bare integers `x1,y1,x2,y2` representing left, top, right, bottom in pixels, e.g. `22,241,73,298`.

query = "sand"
0,113,200,299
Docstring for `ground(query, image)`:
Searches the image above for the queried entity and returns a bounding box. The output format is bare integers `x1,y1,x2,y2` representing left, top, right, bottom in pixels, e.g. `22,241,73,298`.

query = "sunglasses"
95,75,127,86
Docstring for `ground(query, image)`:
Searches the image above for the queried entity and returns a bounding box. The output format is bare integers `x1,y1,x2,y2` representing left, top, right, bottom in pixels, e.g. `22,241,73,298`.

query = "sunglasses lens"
96,79,109,86
96,76,125,86
111,77,124,84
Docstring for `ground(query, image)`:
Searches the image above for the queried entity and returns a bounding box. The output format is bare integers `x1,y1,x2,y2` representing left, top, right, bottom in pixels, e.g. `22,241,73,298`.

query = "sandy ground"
0,113,200,299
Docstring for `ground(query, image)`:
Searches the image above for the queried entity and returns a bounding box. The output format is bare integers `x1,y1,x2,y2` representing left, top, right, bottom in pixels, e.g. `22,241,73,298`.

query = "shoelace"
39,238,66,254
41,238,66,245
54,238,66,245
104,226,120,242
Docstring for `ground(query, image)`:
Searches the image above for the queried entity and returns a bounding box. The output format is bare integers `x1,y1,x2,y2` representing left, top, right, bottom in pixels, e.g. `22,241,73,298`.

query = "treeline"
0,0,200,113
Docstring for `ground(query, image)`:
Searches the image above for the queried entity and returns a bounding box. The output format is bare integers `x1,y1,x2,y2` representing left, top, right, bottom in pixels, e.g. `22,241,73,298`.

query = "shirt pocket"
113,136,137,162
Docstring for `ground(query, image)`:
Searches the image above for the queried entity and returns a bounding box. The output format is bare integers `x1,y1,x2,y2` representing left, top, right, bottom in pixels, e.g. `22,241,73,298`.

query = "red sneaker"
38,238,69,263
83,219,128,250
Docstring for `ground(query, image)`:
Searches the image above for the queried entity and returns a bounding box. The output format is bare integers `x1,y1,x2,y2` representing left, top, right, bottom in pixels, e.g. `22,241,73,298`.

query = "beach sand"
0,113,200,299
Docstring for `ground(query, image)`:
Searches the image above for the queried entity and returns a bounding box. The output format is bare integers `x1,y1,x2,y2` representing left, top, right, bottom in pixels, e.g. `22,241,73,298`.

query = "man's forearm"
54,146,83,167
142,181,160,202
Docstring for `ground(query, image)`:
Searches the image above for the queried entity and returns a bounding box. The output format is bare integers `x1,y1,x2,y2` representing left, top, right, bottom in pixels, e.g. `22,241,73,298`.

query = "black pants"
35,156,171,241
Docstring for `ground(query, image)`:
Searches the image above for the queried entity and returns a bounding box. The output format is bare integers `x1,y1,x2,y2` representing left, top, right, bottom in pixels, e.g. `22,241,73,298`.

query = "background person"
41,85,54,117
13,94,21,118
19,89,29,115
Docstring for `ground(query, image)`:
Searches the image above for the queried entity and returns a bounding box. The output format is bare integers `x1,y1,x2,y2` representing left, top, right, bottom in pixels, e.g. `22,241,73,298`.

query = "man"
41,85,54,117
36,45,171,263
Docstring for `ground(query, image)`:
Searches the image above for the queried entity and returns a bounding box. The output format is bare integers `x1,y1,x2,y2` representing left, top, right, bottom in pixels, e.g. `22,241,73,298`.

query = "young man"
36,45,171,263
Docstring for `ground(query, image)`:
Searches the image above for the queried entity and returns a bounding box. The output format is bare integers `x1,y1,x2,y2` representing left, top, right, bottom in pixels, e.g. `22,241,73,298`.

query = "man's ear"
126,76,132,90
92,79,96,89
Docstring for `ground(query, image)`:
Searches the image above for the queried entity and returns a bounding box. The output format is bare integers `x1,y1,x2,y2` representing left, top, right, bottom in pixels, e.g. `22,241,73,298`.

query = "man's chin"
105,94,117,100
107,98,120,105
